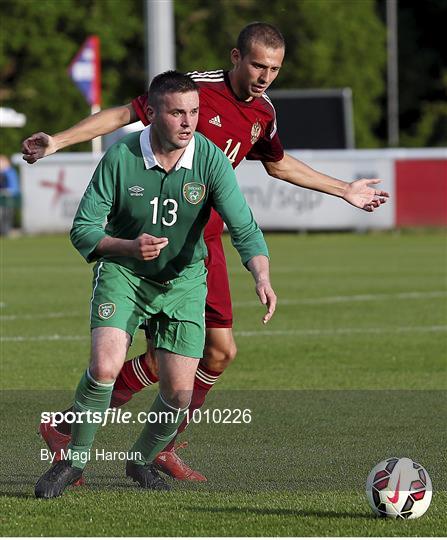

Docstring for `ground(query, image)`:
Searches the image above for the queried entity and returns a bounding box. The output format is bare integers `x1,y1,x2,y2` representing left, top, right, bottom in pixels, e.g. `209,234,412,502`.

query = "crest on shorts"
251,120,262,144
183,182,206,205
98,303,116,320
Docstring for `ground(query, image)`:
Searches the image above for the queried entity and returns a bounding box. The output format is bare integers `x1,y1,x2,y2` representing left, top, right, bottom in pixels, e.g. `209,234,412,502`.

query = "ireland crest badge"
98,303,116,320
183,182,206,205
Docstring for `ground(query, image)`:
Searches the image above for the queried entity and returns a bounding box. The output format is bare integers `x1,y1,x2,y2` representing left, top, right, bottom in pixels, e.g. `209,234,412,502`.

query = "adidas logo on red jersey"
208,115,222,127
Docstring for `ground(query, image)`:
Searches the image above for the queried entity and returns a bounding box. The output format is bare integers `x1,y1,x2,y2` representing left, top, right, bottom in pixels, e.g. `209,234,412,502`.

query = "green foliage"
396,0,447,147
0,0,387,156
400,101,447,148
0,0,143,156
271,0,386,147
175,0,386,147
398,61,447,148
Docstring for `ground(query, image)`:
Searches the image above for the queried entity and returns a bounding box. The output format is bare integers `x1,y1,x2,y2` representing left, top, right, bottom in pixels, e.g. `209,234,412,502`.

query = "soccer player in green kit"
34,71,276,499
25,23,388,483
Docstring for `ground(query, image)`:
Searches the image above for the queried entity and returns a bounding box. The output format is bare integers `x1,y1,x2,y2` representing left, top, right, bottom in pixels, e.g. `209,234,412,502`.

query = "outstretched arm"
22,104,137,164
263,153,389,212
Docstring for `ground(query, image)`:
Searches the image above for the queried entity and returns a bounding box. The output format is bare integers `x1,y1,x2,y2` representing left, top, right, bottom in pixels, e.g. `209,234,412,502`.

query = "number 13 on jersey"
150,197,178,226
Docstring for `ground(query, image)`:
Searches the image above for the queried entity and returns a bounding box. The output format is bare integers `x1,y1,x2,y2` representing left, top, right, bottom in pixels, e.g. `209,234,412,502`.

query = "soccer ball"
366,457,432,519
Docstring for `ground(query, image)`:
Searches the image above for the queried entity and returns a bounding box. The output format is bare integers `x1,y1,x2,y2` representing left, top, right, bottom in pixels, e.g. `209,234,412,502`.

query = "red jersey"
131,69,284,168
131,69,284,238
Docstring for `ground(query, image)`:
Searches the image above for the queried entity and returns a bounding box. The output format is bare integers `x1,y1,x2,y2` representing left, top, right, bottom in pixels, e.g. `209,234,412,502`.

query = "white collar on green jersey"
139,125,195,171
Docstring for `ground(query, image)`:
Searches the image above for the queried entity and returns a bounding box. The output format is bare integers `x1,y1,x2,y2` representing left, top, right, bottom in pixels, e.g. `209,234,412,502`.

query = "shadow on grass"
0,492,34,500
0,493,373,520
186,505,372,519
0,475,166,498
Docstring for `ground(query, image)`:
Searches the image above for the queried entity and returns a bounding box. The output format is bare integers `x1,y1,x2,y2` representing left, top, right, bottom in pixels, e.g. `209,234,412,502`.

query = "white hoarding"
13,148,445,234
15,154,99,234
235,151,395,230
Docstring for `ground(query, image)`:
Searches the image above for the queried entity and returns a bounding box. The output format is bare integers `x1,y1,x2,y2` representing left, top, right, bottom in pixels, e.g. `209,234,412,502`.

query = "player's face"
230,41,284,100
148,91,199,150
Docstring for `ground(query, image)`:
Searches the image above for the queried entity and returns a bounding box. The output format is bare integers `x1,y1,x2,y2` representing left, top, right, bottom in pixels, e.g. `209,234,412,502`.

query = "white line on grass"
1,334,88,342
234,325,447,337
3,266,86,273
0,311,82,321
232,290,447,308
2,325,446,342
228,267,447,275
1,291,445,321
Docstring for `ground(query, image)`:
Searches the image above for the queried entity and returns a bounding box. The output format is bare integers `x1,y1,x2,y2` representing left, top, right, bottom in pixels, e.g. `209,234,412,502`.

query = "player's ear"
146,105,156,122
230,48,241,67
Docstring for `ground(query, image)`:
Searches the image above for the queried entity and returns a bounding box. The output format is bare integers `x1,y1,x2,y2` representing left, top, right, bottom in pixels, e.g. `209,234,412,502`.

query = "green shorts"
90,261,207,359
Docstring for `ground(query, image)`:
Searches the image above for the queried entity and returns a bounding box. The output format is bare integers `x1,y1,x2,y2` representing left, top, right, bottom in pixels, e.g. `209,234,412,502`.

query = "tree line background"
1,0,446,156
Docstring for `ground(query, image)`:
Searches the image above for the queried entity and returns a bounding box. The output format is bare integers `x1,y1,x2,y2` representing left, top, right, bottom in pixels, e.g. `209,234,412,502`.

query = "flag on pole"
68,35,101,107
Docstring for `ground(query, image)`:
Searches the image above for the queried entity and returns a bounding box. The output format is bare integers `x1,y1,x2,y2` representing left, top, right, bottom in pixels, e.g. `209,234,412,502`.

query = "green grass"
1,231,446,536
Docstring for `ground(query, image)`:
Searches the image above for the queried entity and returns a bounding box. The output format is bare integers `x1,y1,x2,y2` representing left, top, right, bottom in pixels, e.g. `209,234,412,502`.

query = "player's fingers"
151,240,169,251
22,134,43,150
259,289,275,323
142,234,169,246
32,132,47,141
262,289,277,324
22,154,37,164
365,178,382,185
153,237,169,246
373,197,388,206
142,250,160,260
22,135,39,149
142,244,165,256
23,147,39,156
263,308,274,323
257,286,267,305
372,198,385,206
375,189,389,197
141,241,169,255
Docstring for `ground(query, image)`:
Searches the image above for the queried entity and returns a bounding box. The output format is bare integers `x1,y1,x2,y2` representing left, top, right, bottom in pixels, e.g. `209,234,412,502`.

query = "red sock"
110,354,159,407
163,363,222,452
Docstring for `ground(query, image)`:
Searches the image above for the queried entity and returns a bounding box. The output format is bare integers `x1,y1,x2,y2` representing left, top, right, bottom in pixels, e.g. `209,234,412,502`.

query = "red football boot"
154,442,207,482
39,422,85,486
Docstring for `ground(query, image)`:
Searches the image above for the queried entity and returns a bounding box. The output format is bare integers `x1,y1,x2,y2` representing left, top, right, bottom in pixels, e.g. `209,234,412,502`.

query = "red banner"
395,160,447,226
68,36,101,107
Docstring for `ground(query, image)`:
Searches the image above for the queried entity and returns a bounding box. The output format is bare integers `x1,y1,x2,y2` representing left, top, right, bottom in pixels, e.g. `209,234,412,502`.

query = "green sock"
130,393,187,465
67,369,113,469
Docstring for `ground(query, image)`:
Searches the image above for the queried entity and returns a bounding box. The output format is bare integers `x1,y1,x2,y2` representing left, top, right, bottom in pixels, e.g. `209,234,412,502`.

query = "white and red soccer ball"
366,457,432,519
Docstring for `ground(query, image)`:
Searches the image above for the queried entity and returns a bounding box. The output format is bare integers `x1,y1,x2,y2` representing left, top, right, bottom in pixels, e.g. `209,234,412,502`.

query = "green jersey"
71,127,268,282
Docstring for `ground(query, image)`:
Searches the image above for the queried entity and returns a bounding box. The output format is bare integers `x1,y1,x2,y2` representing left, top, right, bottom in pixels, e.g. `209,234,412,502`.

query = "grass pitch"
1,231,446,536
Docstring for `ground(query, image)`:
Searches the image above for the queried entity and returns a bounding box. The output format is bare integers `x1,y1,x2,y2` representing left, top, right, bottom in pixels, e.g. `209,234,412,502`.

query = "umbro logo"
128,185,144,197
209,115,222,127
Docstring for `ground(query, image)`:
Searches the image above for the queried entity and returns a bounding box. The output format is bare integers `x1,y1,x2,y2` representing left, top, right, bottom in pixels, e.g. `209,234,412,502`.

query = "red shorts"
204,209,232,328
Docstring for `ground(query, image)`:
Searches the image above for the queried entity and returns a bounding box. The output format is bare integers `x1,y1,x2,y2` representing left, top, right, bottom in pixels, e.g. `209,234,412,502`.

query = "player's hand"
133,234,169,261
343,179,389,212
22,132,57,164
255,279,277,324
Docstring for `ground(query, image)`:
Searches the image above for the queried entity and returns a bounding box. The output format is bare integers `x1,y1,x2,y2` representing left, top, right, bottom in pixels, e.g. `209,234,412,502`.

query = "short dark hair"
148,70,198,108
236,22,285,57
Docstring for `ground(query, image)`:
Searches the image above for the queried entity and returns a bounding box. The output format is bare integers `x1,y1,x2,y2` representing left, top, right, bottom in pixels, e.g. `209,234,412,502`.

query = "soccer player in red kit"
23,22,388,483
